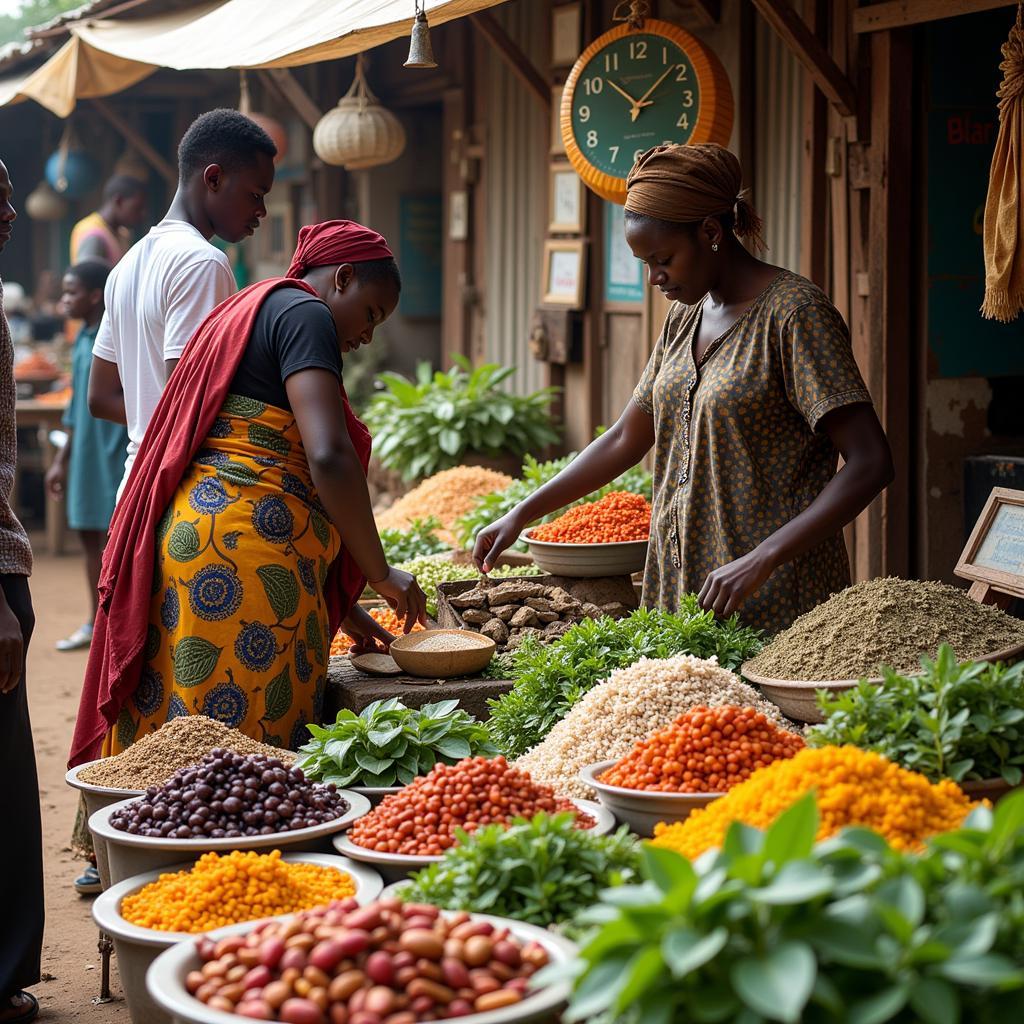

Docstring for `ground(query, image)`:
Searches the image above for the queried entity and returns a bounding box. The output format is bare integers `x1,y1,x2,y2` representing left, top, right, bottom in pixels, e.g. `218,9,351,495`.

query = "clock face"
570,33,701,178
560,20,734,204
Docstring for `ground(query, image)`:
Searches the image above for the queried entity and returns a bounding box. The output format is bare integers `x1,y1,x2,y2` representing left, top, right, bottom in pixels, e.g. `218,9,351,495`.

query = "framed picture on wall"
551,84,566,155
542,239,587,308
549,164,585,234
551,3,581,67
604,199,645,305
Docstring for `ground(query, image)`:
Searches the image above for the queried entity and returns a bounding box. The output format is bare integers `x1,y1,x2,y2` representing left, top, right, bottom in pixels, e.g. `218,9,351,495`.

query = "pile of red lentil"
528,491,650,544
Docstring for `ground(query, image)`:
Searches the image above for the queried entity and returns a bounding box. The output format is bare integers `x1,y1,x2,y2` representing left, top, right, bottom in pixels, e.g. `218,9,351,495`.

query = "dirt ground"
23,541,129,1023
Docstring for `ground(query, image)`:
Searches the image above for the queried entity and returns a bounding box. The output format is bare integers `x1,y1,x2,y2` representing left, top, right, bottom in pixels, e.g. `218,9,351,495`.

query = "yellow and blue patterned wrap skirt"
105,394,341,755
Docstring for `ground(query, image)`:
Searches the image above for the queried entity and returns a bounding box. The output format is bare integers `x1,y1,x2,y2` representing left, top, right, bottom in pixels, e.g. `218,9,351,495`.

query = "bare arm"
87,355,127,425
473,399,655,571
699,402,895,617
285,368,427,630
165,357,179,380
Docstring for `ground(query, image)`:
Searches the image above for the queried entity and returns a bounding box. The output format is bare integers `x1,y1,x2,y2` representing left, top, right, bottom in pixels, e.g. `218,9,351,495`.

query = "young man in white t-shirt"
88,108,277,499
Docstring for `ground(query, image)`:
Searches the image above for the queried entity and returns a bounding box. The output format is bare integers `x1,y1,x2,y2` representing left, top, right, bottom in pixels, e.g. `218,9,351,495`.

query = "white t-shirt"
92,219,235,491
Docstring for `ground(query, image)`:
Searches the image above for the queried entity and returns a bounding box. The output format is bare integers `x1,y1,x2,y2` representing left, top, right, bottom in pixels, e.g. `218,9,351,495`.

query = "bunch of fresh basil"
809,645,1024,785
550,791,1024,1024
396,812,641,931
296,698,498,788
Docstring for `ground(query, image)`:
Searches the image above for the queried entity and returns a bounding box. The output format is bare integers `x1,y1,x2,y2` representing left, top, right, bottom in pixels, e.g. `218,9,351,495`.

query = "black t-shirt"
229,288,342,411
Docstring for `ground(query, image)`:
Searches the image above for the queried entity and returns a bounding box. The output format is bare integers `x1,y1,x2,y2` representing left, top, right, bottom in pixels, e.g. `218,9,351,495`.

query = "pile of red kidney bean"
186,897,551,1023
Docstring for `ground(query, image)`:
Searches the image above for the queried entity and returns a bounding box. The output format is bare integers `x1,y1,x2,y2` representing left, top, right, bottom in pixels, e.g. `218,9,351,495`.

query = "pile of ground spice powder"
745,577,1024,681
77,716,294,789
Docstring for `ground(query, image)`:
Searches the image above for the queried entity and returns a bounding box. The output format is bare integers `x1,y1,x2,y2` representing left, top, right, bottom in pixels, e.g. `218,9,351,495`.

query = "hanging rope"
612,1,650,30
981,1,1024,321
238,69,251,115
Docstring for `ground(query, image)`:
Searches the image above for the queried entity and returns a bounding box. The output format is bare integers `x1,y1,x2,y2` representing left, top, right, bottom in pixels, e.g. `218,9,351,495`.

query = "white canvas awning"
2,0,509,116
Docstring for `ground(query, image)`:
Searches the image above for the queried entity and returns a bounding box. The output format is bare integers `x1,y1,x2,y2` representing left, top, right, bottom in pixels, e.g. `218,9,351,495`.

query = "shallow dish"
333,798,615,882
148,910,577,1024
390,628,496,679
349,651,402,675
580,761,722,838
93,853,382,1024
89,790,371,887
519,531,648,578
66,760,146,890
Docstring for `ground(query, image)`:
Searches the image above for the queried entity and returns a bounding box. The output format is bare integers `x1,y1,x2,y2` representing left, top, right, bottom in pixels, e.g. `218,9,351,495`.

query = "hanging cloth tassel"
981,3,1024,322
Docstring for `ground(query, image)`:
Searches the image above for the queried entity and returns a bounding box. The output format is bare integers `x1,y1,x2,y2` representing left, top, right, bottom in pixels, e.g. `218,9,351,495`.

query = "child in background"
46,262,128,653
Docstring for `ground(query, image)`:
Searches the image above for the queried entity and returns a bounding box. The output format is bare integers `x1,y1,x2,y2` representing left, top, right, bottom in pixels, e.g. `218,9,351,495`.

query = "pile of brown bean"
186,896,550,1022
109,750,348,840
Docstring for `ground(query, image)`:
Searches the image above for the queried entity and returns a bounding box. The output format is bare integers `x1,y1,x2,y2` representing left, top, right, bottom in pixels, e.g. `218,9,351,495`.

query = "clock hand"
606,80,654,123
607,79,642,106
633,67,675,110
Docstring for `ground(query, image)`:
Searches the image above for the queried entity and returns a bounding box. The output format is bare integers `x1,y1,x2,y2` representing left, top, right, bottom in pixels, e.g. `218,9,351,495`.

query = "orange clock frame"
560,19,734,204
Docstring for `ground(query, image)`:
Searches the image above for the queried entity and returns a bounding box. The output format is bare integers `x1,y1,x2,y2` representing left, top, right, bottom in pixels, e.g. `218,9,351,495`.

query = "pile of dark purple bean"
108,749,349,839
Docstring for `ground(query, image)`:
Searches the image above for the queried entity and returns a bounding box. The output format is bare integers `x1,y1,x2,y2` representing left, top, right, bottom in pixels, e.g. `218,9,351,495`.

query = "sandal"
56,624,93,652
74,864,102,896
0,993,38,1024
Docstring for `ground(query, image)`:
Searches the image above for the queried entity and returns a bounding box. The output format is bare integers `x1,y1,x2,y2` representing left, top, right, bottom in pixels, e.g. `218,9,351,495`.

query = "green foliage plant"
550,790,1024,1024
378,517,450,564
397,812,642,931
486,601,763,758
455,450,653,551
295,698,497,788
808,645,1024,785
365,355,560,481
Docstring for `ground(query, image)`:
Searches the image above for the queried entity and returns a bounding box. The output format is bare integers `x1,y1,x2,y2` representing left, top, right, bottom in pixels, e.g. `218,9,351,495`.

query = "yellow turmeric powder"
651,745,976,859
120,849,356,932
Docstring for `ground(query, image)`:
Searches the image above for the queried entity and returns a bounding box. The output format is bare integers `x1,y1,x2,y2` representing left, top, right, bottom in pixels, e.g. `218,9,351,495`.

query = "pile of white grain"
515,654,796,799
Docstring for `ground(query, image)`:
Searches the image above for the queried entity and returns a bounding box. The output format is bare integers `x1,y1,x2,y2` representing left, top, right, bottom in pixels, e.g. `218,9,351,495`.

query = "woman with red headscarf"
70,221,426,764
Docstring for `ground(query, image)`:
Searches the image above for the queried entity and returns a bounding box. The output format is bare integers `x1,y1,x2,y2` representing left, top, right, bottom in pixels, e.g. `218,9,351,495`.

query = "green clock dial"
570,33,700,178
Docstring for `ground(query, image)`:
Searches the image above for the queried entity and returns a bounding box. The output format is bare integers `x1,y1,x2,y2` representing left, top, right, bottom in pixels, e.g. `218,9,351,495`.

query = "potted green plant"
364,355,560,481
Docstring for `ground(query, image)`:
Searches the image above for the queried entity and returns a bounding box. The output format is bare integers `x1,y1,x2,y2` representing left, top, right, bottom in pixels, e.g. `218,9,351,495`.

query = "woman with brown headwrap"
474,143,893,636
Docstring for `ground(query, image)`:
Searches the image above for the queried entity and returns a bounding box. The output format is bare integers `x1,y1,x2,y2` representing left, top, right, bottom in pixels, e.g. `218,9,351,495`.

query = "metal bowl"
92,853,382,1024
333,798,615,882
519,531,648,578
89,790,371,886
580,761,722,838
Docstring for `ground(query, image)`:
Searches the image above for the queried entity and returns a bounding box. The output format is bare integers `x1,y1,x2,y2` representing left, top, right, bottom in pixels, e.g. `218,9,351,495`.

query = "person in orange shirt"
69,175,147,266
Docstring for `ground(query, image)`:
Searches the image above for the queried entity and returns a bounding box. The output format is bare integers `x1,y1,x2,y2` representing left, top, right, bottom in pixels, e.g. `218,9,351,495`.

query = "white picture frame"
551,2,582,68
549,164,585,234
541,239,587,308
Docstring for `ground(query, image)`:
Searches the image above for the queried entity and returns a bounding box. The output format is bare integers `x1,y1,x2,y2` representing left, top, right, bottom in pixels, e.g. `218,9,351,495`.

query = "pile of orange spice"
330,606,424,656
529,491,651,544
600,704,804,794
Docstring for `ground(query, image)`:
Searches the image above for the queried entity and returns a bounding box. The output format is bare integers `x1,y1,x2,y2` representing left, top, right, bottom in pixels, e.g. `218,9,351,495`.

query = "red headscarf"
286,220,393,278
70,220,390,767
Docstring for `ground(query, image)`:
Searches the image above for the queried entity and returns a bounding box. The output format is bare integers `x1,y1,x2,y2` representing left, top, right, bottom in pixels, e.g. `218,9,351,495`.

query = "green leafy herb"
396,812,641,931
378,517,451,564
295,697,498,788
808,645,1024,785
364,356,560,481
455,449,653,552
487,601,763,758
558,791,1024,1024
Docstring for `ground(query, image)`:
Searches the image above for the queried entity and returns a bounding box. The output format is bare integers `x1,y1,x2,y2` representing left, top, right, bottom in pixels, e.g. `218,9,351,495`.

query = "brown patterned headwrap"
625,143,766,251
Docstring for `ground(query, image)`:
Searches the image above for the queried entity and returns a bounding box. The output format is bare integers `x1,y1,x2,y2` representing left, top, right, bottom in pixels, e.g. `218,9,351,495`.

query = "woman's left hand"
698,547,775,619
342,607,396,656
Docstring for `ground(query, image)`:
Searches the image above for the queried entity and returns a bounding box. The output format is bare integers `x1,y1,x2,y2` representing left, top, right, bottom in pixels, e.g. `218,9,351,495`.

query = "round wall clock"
560,18,734,204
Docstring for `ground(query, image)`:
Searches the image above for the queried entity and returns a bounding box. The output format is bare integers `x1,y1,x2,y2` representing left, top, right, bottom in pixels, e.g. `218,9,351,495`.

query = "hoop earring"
711,242,719,252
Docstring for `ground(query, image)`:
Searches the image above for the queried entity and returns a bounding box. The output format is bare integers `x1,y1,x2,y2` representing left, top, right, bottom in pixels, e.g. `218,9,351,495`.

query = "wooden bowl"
960,777,1022,803
389,628,495,679
519,531,648,578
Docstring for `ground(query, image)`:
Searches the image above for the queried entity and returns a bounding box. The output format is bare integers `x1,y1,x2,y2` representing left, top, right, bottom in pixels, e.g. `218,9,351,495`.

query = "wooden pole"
89,98,176,184
469,11,550,112
854,0,1017,34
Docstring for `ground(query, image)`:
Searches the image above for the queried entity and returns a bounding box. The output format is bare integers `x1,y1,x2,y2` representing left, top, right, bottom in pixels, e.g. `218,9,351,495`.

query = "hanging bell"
404,10,438,69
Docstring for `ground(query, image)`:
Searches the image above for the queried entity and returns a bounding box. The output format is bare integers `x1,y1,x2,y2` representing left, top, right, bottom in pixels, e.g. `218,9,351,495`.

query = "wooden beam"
800,0,828,287
688,0,721,25
854,0,1016,34
469,11,550,112
749,0,858,117
88,98,176,184
261,67,322,131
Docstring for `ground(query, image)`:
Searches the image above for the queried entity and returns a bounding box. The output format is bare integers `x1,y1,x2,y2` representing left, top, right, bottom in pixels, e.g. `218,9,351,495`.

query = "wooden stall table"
325,654,514,722
14,397,68,554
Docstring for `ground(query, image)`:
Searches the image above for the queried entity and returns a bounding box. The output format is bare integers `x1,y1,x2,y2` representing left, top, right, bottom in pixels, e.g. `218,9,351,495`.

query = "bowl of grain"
580,761,722,838
389,628,496,679
519,532,648,578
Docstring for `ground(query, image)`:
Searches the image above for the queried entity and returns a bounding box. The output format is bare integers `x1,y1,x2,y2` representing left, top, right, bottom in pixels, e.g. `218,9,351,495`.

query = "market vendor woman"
70,221,426,766
475,143,893,636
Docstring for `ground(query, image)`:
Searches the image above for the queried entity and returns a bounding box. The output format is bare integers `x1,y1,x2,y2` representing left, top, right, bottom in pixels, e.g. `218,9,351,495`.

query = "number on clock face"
570,33,701,178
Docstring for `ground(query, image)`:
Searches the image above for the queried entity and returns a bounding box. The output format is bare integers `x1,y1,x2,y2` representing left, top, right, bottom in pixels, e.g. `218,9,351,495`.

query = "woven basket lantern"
313,54,406,170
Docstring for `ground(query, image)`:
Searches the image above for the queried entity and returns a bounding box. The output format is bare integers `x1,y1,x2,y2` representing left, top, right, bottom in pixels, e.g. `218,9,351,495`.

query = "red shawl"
69,278,371,767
